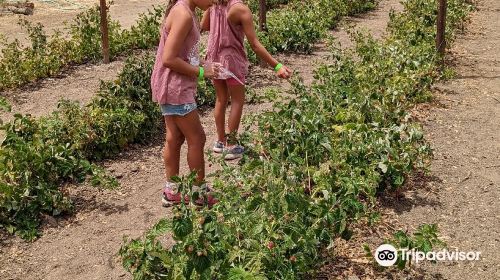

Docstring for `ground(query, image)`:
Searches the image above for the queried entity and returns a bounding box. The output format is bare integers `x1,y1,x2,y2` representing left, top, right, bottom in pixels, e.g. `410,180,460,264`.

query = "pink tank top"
151,0,200,105
206,0,249,79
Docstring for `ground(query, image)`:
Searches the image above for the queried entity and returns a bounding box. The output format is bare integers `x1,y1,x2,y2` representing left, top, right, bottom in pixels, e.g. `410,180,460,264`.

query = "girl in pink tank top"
202,0,293,160
151,0,219,207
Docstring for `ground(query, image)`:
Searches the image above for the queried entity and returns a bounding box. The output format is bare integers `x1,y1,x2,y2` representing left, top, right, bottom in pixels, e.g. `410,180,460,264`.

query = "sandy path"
393,0,500,279
0,60,126,122
0,0,162,46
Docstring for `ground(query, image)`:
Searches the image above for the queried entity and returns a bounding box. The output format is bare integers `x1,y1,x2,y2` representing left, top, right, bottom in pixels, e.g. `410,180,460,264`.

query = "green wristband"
274,63,283,72
198,67,204,79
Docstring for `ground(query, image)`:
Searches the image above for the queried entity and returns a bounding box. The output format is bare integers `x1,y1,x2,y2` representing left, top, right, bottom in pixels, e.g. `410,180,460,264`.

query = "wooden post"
436,0,447,57
259,0,267,31
258,0,267,66
99,0,110,64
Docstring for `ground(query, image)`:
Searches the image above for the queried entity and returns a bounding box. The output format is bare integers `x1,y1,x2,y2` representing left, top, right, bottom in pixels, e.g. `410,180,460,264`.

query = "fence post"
259,0,267,31
258,0,267,66
99,0,110,64
436,0,447,58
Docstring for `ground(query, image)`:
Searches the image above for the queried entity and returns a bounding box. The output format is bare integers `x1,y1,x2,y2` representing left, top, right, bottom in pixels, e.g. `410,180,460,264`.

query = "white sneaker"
224,145,245,160
213,141,224,153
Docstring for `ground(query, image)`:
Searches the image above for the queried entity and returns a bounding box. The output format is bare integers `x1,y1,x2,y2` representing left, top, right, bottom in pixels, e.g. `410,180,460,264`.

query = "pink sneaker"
162,182,187,207
193,184,219,208
161,182,218,208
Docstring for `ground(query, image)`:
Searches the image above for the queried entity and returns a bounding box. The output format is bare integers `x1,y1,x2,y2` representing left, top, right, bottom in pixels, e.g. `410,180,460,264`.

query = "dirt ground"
1,0,498,279
0,0,162,46
0,60,126,122
393,0,500,278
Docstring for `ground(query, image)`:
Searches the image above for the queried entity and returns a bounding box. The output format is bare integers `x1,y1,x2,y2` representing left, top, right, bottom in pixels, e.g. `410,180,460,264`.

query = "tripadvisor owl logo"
374,244,482,267
375,244,398,267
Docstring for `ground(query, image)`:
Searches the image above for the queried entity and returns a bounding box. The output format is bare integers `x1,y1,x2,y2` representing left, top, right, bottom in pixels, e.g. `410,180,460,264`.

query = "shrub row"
0,5,163,91
118,0,472,279
245,0,377,61
0,54,154,239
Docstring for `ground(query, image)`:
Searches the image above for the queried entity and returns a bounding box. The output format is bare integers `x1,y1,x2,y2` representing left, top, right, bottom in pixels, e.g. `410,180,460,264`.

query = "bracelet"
198,67,204,79
274,63,283,72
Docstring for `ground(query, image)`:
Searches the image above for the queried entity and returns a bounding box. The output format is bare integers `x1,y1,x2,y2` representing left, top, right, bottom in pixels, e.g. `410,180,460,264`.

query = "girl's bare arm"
230,4,292,78
162,7,199,77
233,4,278,67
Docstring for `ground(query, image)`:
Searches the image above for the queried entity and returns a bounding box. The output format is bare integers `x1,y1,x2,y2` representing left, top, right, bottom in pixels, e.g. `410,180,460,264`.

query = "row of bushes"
118,0,472,279
0,54,154,240
246,0,377,60
0,5,164,91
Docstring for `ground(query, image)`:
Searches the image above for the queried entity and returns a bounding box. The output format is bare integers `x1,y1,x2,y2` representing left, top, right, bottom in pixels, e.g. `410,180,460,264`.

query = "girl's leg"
213,80,229,143
163,116,185,180
227,85,246,143
174,110,206,185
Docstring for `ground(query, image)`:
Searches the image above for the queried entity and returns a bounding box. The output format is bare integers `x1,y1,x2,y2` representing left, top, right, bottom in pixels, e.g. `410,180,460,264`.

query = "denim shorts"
160,103,197,116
